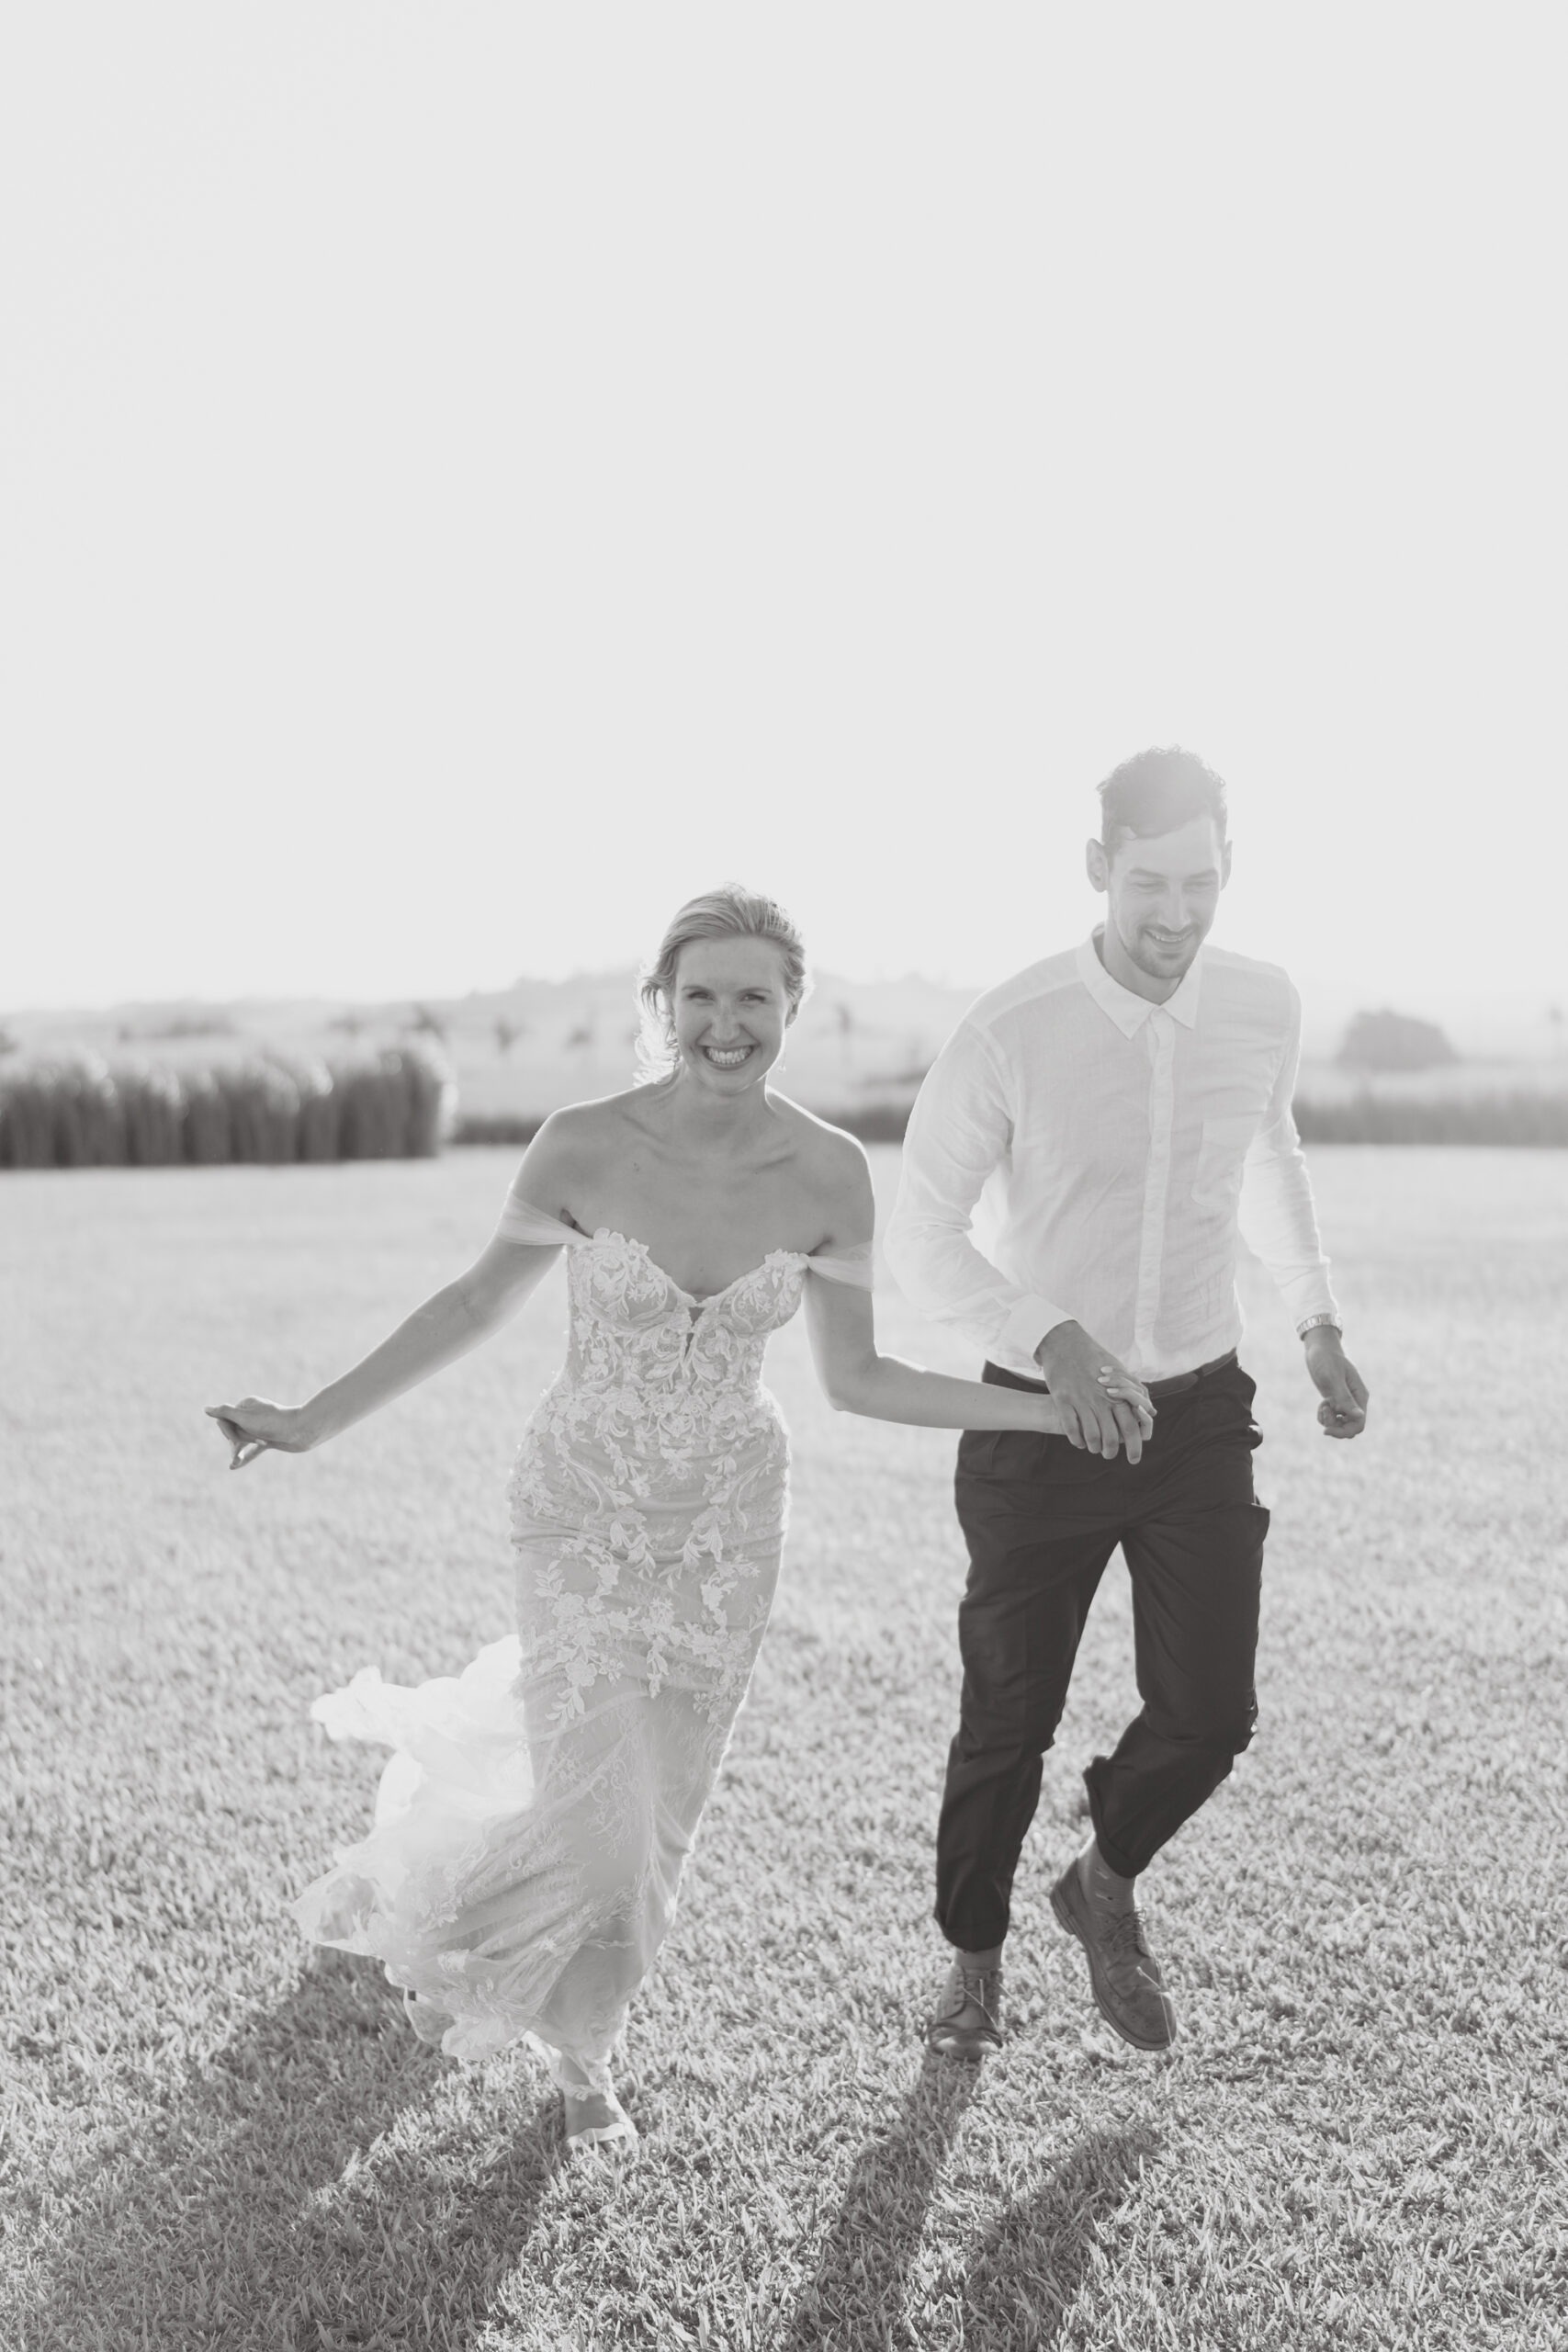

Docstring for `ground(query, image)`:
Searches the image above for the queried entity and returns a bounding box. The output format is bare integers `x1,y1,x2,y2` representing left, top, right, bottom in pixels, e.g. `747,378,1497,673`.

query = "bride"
209,887,1153,2155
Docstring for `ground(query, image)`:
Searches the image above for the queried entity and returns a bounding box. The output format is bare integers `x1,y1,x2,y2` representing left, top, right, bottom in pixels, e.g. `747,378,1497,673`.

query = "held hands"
1303,1327,1369,1440
205,1397,314,1470
1034,1322,1156,1462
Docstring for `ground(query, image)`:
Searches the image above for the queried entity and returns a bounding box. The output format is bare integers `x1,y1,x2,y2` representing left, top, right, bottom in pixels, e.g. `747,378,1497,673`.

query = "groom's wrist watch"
1296,1313,1342,1340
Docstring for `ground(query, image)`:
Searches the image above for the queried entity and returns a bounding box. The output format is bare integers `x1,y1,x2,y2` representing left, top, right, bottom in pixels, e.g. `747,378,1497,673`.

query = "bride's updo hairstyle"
636,886,809,1082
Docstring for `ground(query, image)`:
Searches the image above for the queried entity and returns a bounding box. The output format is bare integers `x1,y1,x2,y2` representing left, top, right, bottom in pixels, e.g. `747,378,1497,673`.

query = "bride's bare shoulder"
768,1093,872,1198
541,1086,660,1144
513,1088,655,1186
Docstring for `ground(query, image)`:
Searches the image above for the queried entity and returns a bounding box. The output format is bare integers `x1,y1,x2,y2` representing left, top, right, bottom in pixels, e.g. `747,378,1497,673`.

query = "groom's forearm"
827,1354,1058,1433
1238,1127,1339,1330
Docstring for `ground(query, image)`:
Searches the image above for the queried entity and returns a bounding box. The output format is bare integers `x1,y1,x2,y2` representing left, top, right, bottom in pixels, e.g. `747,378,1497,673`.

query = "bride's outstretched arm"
207,1232,563,1466
208,1122,584,1468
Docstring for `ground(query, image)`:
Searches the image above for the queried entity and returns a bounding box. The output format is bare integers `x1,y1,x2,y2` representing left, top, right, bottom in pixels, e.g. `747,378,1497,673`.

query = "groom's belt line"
987,1350,1238,1401
1143,1350,1237,1399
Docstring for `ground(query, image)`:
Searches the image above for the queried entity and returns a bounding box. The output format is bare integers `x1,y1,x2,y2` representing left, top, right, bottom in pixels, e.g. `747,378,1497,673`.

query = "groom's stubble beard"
1114,907,1213,985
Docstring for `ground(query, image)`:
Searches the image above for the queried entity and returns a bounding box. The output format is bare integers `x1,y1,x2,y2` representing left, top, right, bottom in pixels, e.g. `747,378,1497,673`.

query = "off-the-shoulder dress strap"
492,1192,588,1249
805,1241,874,1290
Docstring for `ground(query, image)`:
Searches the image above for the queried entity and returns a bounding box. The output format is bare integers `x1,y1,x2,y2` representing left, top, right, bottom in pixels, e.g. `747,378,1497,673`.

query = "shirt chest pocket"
1191,1114,1258,1211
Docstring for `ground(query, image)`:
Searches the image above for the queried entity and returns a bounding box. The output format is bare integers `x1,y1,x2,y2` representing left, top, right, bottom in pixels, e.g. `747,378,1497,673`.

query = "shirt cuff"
998,1293,1077,1364
1279,1272,1340,1329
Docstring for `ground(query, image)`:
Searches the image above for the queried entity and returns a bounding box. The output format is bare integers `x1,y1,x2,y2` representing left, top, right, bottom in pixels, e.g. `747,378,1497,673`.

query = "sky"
3,6,1564,1046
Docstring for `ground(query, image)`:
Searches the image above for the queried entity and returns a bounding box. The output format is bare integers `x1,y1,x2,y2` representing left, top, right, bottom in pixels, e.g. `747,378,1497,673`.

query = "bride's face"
670,935,795,1092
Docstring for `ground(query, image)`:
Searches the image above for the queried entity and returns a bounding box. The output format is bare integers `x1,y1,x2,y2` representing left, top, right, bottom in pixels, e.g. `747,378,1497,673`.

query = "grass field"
2,1146,1564,2350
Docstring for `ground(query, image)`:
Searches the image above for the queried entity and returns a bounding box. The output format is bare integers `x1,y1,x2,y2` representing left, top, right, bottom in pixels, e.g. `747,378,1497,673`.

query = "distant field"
7,995,1568,1159
3,1144,1564,2347
9,981,1567,1140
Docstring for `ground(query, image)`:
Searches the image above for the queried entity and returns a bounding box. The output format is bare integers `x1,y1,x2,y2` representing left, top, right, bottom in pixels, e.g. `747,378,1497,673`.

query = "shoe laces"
1100,1907,1151,1967
949,1962,1001,2023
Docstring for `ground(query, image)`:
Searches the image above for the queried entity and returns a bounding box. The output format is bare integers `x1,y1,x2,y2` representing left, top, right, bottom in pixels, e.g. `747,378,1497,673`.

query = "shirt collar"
1077,929,1203,1034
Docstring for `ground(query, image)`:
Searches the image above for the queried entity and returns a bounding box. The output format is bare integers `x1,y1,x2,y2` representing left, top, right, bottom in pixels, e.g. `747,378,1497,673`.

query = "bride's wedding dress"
292,1193,871,2089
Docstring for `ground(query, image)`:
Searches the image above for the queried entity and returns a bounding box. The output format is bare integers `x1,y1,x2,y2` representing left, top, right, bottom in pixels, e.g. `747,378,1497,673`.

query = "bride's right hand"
205,1396,314,1469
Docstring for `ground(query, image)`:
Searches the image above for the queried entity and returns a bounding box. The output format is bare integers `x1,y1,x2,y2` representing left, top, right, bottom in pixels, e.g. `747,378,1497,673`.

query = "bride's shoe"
547,2049,639,2158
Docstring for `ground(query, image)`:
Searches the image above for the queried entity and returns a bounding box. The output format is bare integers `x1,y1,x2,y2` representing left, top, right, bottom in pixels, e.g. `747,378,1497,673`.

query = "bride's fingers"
206,1408,268,1467
1100,1378,1155,1411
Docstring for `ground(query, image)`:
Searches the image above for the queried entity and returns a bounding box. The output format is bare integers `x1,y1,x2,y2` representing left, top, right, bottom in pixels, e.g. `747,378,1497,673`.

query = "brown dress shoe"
1050,1860,1177,2051
925,1953,1005,2059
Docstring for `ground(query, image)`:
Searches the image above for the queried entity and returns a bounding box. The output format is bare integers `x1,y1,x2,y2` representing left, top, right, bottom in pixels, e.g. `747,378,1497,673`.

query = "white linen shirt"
883,930,1339,1382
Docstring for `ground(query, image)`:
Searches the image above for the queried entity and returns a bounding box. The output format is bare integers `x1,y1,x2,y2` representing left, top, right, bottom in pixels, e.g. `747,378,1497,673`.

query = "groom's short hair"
1098,747,1229,863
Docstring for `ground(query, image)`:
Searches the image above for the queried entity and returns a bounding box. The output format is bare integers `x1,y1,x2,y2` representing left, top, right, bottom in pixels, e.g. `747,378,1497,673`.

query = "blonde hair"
635,886,809,1082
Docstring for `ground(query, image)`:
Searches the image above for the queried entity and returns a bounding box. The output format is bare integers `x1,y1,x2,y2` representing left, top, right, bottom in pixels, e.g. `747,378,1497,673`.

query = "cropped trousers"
936,1355,1269,1954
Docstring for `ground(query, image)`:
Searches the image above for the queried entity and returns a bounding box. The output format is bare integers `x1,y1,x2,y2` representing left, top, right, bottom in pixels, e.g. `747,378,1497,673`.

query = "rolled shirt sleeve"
1237,983,1341,1328
884,1020,1077,1363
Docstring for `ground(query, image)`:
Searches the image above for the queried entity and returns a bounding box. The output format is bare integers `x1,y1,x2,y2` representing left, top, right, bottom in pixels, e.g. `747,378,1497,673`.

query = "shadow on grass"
958,2123,1159,2348
773,2049,976,2351
20,1951,563,2352
776,2055,1156,2352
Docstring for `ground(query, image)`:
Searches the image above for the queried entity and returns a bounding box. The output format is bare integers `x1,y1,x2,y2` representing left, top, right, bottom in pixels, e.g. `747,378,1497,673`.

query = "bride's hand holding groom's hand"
1035,1320,1154,1461
205,1397,316,1469
1033,1374,1155,1459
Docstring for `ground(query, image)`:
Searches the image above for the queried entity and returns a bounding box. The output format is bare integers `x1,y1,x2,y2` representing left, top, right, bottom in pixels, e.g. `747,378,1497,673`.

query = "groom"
884,747,1369,2055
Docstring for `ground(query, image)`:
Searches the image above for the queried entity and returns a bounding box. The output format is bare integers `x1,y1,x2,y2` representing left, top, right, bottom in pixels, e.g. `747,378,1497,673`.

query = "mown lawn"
2,1144,1563,2351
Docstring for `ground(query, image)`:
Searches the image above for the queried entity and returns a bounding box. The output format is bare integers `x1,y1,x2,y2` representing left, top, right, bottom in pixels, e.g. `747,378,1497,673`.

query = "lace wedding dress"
291,1193,871,2090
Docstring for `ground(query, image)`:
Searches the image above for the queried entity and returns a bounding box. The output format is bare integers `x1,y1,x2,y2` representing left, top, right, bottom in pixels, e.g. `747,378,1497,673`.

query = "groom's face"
1092,815,1231,982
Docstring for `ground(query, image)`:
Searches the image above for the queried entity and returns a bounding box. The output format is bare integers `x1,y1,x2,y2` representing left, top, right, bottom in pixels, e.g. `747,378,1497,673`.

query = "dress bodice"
565,1229,807,1398
492,1196,873,1415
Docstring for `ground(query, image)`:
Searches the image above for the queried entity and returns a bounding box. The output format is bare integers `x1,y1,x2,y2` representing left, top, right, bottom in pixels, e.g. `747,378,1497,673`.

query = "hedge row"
1292,1090,1568,1146
6,1064,1562,1168
0,1048,455,1168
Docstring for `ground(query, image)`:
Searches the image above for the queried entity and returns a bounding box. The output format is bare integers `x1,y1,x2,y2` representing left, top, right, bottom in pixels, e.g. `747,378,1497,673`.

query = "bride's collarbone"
570,1133,836,1295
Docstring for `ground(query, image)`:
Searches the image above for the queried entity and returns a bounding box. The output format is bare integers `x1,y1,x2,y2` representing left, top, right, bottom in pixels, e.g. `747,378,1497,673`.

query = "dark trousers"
936,1357,1269,1953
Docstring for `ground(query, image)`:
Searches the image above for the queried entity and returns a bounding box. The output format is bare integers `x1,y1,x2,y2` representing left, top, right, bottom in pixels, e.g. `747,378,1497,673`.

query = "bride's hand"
1099,1370,1156,1444
1037,1371,1156,1453
205,1397,314,1469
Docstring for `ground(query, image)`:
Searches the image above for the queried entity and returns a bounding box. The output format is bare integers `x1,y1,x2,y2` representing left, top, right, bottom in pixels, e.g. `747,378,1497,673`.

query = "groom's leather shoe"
1050,1860,1177,2051
925,1951,1005,2059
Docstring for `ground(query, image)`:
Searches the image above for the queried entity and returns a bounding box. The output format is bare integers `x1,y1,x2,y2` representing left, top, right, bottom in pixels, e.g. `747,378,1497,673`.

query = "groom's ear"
1086,837,1110,894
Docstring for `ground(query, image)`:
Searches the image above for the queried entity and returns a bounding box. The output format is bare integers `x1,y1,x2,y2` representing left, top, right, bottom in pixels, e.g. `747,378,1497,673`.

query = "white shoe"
547,2048,639,2158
